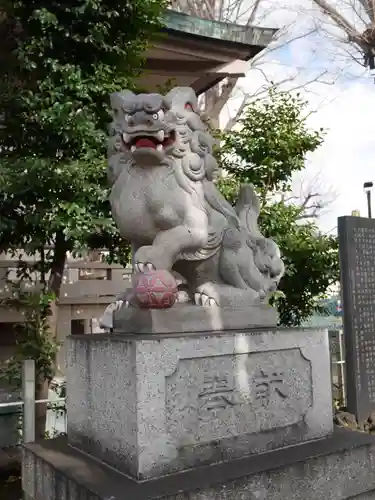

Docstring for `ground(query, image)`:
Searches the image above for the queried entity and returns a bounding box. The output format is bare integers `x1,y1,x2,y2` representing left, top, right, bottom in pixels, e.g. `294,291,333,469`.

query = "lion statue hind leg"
194,282,260,308
174,251,261,308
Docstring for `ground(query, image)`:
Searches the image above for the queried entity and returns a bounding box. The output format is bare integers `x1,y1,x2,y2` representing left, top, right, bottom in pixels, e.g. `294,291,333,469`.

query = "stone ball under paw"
134,270,178,309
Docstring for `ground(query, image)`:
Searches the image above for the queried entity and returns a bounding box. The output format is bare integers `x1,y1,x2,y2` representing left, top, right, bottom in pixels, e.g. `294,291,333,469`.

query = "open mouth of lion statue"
122,130,176,153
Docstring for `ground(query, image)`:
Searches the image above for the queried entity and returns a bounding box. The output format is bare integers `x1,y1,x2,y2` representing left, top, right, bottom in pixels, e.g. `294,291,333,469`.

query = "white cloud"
306,79,375,231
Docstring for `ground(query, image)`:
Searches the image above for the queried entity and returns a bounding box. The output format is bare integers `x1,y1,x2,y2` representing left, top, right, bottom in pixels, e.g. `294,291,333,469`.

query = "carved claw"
135,262,144,273
194,292,218,307
115,300,124,310
194,283,220,307
99,300,126,330
119,297,136,309
134,245,173,272
134,262,155,273
201,293,209,306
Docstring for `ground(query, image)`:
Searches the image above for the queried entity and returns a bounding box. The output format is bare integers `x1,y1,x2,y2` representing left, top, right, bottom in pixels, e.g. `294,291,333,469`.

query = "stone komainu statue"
108,87,284,308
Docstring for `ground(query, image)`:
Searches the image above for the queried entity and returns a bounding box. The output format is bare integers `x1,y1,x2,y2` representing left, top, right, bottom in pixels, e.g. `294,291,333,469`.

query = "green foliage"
0,0,166,276
0,287,58,388
217,89,339,326
219,89,324,196
155,78,178,94
260,201,339,326
0,0,166,383
1,0,167,159
215,175,240,205
0,156,129,277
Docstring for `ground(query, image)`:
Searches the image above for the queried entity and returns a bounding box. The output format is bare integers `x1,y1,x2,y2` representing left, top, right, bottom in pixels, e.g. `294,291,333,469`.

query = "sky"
223,0,375,234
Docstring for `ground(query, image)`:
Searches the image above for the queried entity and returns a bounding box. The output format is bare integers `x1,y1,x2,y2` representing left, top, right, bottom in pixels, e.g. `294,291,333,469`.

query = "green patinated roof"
164,10,277,48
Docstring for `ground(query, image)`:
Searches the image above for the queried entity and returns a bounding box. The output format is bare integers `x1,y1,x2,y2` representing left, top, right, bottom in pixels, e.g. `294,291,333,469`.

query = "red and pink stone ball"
133,270,178,309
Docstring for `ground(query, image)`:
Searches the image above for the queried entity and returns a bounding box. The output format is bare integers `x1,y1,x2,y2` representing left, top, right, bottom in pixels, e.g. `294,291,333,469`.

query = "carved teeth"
156,144,163,152
122,133,130,143
156,130,165,142
130,145,136,153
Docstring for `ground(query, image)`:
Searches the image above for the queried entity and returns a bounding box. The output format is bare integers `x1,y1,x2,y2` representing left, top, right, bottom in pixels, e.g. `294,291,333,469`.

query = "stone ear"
164,87,198,111
204,153,219,181
109,91,136,114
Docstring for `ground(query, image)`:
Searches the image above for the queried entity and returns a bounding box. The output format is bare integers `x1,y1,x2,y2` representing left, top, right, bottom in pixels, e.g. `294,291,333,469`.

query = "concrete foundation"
22,429,375,500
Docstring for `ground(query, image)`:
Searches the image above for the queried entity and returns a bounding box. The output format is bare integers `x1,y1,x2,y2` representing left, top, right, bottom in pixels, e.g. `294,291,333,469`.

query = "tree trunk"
35,231,68,439
46,231,68,343
203,78,239,129
48,231,68,299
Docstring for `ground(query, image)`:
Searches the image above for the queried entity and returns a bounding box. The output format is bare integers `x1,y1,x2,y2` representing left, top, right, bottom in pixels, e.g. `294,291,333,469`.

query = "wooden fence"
0,258,131,375
0,360,66,447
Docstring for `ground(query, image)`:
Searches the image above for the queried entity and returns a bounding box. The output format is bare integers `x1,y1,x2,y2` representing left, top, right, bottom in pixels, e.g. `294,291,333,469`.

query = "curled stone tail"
235,183,262,239
234,183,285,289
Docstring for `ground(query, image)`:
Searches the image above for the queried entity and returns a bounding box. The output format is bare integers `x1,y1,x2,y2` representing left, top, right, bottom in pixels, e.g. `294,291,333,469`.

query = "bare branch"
224,97,247,131
200,0,216,19
246,0,262,25
217,0,225,20
171,0,216,18
356,0,373,22
223,67,334,131
291,172,337,220
358,0,375,21
311,0,362,40
208,78,239,121
310,0,375,67
172,0,374,130
281,190,324,220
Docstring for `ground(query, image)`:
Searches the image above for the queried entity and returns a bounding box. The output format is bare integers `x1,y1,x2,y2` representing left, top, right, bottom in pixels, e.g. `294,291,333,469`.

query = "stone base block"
113,304,279,334
22,429,375,500
67,327,332,480
113,303,279,334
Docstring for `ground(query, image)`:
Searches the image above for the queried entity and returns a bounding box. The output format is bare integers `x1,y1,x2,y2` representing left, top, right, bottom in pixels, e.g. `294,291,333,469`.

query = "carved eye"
124,114,135,125
152,113,159,120
185,103,193,111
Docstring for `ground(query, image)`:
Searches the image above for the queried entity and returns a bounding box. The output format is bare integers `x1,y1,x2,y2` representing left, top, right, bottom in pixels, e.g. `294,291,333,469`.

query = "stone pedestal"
66,328,332,479
21,327,375,499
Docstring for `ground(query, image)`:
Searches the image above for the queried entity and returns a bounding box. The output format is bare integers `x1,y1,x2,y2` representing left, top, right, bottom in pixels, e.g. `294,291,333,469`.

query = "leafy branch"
0,285,58,389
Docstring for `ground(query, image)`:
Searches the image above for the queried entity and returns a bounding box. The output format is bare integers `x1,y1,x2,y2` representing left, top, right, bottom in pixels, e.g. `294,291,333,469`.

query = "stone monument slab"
338,216,375,422
67,328,333,480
